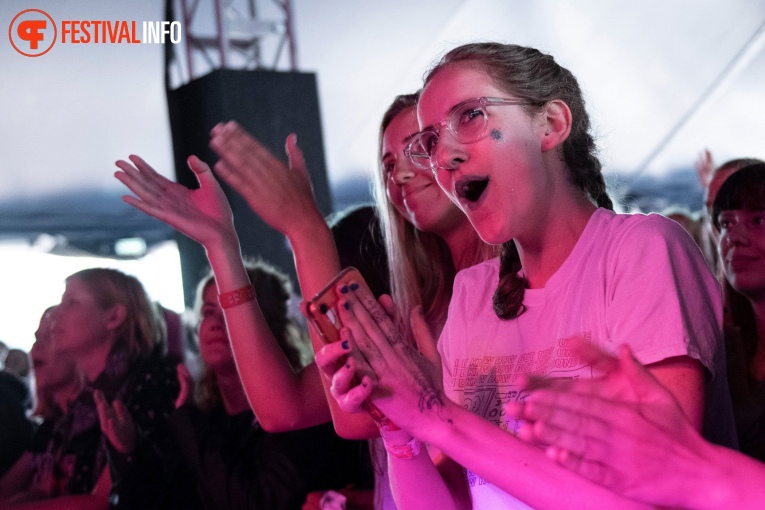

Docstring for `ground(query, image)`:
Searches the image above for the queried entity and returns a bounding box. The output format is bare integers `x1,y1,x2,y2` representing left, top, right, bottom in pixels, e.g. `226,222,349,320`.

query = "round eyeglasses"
404,97,533,172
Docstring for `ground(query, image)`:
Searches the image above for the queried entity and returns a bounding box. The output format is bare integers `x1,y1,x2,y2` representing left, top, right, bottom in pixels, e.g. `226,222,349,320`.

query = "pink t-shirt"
438,208,736,509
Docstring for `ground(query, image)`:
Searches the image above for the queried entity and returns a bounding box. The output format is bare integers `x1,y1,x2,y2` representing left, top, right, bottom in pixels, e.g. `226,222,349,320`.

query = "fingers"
113,399,131,424
315,334,374,413
187,155,217,187
314,339,351,378
335,289,387,366
285,133,308,174
94,390,110,428
210,120,279,176
340,280,398,344
570,337,619,376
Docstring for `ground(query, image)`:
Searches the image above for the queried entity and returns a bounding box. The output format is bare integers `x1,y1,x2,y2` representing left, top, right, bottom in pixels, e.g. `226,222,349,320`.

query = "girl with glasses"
320,42,736,509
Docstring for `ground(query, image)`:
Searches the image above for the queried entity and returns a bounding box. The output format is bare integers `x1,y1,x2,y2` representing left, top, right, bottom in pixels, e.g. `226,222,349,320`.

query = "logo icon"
9,9,57,57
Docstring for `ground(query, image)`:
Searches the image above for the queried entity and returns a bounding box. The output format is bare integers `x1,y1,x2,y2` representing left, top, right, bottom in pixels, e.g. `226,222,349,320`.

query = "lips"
455,175,489,207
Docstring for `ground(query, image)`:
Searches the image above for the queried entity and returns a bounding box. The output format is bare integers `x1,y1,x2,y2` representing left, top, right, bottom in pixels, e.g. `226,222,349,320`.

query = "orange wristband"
218,285,256,309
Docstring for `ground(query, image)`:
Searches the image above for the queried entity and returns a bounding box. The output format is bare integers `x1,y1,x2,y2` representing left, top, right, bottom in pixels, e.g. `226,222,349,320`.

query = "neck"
213,361,251,415
441,219,483,271
78,340,115,383
53,379,83,414
516,193,597,289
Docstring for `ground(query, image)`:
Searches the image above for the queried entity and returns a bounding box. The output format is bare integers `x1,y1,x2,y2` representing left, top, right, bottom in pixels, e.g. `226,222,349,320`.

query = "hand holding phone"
306,267,398,430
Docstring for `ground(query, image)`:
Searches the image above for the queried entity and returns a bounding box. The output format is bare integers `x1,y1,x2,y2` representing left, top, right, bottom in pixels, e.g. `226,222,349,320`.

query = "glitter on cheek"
490,129,504,141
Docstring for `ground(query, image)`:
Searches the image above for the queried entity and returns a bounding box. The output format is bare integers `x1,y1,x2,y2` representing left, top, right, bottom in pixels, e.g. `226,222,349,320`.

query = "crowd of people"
1,41,763,509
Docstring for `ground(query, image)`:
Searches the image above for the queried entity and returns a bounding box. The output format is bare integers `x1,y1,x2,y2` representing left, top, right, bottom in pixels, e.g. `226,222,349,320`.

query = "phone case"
307,267,366,345
306,267,397,430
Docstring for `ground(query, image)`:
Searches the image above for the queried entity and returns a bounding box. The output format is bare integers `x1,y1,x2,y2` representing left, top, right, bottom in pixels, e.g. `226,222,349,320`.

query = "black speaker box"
166,69,332,307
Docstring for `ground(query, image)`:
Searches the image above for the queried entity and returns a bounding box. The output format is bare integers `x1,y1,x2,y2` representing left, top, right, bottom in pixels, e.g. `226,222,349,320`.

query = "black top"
29,350,178,496
113,404,372,510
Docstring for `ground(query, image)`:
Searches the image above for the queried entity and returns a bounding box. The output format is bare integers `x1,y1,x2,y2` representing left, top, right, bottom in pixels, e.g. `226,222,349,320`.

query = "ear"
540,99,572,152
106,304,127,332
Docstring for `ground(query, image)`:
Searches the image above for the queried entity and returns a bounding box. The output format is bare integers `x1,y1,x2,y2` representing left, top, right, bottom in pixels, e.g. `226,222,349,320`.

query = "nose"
391,158,416,185
435,130,468,172
726,222,751,247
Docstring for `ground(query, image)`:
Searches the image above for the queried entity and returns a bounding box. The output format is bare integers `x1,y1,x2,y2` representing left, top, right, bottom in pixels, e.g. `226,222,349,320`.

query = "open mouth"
456,176,489,203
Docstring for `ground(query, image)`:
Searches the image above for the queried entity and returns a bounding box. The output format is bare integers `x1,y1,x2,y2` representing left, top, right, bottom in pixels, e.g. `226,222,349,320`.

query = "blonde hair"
69,268,164,360
372,94,496,341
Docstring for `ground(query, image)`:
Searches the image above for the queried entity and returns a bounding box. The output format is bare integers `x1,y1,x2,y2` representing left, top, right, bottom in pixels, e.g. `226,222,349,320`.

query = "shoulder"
453,257,499,291
600,211,695,248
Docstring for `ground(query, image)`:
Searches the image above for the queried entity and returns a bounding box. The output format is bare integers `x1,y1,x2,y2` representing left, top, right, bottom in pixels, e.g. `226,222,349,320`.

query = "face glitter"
490,128,503,141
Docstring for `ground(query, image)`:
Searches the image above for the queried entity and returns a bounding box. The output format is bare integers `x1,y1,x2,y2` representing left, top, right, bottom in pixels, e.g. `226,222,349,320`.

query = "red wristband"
382,435,423,460
218,285,256,309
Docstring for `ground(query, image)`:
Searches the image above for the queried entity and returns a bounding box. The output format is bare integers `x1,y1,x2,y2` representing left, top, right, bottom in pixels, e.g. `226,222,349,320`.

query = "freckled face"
382,107,467,237
198,283,234,369
417,65,550,245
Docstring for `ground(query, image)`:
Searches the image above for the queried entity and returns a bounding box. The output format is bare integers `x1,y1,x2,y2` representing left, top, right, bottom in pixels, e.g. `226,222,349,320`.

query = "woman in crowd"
695,153,763,271
321,41,733,509
0,307,82,502
712,163,765,460
1,270,178,509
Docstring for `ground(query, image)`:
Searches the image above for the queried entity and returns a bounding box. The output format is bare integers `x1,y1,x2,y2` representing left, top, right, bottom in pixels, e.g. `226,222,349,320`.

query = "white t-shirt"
438,208,736,509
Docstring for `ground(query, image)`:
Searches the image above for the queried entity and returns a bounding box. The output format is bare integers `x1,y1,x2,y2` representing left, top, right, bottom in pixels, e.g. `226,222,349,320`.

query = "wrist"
284,208,327,242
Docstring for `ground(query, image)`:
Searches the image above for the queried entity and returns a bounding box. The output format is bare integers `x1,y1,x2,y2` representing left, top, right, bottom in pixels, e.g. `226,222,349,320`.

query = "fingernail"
361,379,368,387
340,285,349,294
341,340,349,350
319,304,328,314
345,361,351,369
342,301,350,310
350,282,359,291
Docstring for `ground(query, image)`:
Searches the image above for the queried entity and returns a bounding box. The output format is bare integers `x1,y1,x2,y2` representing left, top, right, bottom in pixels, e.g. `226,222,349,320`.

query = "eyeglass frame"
403,96,535,173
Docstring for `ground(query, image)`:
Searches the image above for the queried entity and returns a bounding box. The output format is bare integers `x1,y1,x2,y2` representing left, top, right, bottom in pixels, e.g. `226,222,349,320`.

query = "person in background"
711,163,765,460
1,269,178,510
694,149,763,272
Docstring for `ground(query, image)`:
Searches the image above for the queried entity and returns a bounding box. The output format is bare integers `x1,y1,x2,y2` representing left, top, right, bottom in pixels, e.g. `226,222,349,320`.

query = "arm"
114,154,329,431
508,340,765,510
209,122,378,438
322,283,648,510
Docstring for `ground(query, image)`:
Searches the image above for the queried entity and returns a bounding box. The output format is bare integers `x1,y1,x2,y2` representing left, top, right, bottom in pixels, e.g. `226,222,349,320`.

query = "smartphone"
307,267,366,345
306,267,398,430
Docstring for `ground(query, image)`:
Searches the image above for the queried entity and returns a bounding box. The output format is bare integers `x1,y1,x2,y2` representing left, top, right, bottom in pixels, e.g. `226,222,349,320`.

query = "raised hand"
209,121,323,238
695,148,715,189
114,154,236,247
95,390,136,454
505,341,703,505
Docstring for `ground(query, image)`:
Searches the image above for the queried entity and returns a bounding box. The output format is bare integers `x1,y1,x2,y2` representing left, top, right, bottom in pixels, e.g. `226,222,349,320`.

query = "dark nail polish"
342,301,350,310
345,361,351,369
341,340,349,350
361,380,368,387
350,282,359,291
340,285,349,294
319,304,328,314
